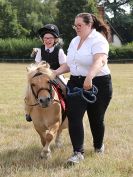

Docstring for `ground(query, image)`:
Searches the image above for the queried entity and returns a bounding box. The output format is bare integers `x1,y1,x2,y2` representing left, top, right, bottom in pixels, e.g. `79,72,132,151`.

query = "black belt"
70,75,86,79
71,74,111,80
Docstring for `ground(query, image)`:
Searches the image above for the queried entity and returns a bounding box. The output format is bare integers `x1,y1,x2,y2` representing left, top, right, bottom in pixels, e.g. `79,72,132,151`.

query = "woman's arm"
54,63,70,76
83,53,107,90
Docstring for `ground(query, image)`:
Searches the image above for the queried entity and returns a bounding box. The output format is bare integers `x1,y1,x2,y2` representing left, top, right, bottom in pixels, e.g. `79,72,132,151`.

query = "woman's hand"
52,70,58,77
83,76,92,90
83,53,107,90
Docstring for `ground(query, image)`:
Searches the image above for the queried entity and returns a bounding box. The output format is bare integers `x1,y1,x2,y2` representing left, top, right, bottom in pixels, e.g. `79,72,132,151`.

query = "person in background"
25,24,67,122
54,12,113,165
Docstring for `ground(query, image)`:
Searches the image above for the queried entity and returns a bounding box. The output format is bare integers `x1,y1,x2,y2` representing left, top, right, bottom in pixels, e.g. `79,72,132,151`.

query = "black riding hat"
38,24,60,38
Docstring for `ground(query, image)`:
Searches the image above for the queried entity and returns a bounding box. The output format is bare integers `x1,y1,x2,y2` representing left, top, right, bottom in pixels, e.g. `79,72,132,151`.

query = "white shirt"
67,29,110,76
35,46,66,65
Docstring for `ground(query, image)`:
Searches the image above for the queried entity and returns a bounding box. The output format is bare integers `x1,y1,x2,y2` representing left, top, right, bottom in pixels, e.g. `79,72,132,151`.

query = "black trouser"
66,75,112,153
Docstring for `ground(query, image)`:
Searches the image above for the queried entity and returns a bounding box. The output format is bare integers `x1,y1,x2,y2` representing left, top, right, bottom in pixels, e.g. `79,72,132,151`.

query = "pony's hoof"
55,138,63,148
40,152,51,159
56,142,63,148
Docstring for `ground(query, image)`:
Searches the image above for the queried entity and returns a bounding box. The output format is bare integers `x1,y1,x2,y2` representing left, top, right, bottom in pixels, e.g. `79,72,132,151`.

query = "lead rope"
67,85,98,103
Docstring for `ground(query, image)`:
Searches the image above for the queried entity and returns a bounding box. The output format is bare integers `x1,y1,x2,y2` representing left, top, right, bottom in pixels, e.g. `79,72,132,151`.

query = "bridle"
25,72,59,107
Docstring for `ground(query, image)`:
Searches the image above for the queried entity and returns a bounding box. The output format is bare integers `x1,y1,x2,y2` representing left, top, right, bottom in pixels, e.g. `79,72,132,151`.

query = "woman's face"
74,17,91,37
43,33,55,48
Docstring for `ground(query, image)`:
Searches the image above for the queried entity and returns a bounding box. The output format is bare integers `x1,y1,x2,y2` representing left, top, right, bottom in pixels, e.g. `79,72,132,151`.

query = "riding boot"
25,114,32,122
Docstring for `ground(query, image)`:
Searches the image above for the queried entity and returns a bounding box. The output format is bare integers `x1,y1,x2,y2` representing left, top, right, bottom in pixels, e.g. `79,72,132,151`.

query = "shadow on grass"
0,143,72,174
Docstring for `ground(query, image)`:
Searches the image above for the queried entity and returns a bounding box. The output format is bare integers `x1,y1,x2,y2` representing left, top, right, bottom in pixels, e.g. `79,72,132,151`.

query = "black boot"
26,114,32,122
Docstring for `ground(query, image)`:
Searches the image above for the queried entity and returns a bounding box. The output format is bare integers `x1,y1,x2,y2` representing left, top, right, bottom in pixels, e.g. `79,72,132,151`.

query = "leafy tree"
97,0,133,42
97,0,132,17
110,13,133,42
129,0,133,14
9,0,58,37
56,0,98,50
0,0,28,38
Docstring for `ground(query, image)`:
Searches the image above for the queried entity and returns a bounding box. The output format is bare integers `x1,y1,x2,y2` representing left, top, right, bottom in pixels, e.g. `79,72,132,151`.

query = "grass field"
0,63,133,177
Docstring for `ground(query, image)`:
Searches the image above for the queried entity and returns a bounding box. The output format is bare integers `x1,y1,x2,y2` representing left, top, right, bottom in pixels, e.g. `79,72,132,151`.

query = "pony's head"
26,61,56,107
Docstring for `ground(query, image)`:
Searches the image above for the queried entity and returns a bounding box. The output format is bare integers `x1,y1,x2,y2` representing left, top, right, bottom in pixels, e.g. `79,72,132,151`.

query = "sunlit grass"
0,63,133,177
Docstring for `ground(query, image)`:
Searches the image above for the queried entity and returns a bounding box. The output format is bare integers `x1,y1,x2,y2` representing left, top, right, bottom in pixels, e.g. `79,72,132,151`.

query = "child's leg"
24,85,32,122
24,98,32,122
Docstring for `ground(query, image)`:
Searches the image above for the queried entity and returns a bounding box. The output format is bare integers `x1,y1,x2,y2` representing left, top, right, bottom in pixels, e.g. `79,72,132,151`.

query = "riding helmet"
38,24,60,38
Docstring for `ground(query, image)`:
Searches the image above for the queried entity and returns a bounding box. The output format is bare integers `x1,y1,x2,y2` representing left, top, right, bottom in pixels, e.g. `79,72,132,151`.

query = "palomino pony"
24,61,68,159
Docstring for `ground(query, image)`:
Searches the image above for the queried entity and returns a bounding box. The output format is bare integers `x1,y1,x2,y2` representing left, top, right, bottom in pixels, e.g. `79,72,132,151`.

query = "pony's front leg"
38,132,46,147
40,132,52,159
40,122,60,159
35,129,48,158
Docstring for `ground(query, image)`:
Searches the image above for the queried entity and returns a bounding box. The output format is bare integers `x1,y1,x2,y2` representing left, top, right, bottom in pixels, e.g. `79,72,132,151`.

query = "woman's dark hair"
76,13,111,41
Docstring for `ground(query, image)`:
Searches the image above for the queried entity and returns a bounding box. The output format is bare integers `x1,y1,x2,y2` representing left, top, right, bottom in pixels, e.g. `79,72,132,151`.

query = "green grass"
0,63,133,177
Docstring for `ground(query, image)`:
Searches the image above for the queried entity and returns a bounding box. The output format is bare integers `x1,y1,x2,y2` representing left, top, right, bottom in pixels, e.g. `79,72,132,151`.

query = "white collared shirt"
35,46,66,65
67,29,110,76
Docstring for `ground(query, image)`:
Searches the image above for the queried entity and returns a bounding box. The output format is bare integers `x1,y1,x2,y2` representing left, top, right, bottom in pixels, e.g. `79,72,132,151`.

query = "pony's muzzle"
38,96,51,108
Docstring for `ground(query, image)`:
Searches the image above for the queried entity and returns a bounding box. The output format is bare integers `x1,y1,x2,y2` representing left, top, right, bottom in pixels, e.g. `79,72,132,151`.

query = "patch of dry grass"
0,63,133,177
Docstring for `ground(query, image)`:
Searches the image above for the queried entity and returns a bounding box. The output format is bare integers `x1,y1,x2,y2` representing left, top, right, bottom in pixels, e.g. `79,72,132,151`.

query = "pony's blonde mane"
27,61,55,81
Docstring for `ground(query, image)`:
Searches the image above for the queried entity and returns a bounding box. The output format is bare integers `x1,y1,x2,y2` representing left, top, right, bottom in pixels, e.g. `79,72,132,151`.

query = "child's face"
43,33,55,48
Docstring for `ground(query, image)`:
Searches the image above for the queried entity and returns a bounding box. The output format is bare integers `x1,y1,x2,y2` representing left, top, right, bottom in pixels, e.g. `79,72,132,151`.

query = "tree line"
0,0,133,49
